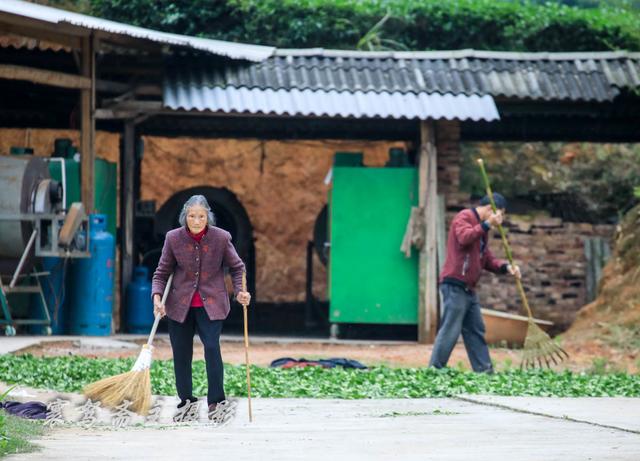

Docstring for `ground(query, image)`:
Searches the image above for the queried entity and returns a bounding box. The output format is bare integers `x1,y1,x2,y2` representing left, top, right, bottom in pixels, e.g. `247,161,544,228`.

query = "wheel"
5,325,16,336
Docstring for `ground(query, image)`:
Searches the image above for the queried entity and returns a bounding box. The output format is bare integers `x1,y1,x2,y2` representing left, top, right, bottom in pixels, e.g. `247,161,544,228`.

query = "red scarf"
187,226,207,307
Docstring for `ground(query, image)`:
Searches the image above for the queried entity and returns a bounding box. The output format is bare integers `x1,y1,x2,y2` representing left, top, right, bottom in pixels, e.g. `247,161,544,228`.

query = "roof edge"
274,48,640,61
0,0,275,62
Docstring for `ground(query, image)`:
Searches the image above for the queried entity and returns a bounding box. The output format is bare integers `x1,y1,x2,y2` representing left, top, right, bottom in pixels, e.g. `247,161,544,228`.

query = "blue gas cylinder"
125,266,154,333
68,214,114,335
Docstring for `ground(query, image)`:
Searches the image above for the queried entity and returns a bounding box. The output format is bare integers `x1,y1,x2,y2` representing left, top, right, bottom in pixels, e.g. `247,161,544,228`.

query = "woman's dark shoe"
207,399,237,425
177,396,198,409
173,396,200,422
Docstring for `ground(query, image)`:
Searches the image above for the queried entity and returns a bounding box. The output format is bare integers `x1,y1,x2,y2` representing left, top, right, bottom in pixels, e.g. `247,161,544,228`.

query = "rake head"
520,319,569,369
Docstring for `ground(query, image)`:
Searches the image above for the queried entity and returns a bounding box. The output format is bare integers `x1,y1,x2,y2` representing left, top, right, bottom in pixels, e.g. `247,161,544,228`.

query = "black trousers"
167,307,225,406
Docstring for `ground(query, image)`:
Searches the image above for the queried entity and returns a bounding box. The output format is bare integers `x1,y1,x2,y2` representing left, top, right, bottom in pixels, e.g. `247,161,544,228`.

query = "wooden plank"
121,121,135,334
104,100,163,111
418,125,428,344
95,109,141,120
436,194,446,275
0,22,82,49
418,121,439,344
80,35,96,214
0,64,90,89
425,124,439,343
436,194,447,321
0,11,89,39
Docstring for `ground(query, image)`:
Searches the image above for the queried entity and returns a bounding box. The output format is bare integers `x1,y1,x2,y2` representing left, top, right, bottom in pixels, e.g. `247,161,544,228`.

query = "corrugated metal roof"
169,50,640,103
0,0,274,61
163,49,640,120
274,48,640,61
163,83,499,121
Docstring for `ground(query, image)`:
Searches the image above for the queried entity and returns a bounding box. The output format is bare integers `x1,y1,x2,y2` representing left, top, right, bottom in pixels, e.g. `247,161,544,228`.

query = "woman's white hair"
178,195,216,227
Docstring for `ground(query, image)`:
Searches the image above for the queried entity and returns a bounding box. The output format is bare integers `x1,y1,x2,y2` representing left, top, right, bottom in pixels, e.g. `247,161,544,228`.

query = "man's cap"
480,192,507,211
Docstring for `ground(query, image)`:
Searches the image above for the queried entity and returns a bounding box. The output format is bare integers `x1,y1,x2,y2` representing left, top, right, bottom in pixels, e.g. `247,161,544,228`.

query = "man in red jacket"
429,193,521,373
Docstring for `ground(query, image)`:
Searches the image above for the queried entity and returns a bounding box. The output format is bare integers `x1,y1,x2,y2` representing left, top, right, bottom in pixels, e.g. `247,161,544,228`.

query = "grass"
1,354,639,399
0,411,47,458
601,324,640,352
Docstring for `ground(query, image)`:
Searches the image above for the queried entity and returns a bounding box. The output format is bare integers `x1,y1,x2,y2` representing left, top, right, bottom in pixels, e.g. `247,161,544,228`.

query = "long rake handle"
241,271,253,422
147,273,174,346
476,159,534,319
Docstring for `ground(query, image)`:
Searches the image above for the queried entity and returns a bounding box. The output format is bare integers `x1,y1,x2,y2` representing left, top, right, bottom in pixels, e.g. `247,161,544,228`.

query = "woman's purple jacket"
151,225,245,323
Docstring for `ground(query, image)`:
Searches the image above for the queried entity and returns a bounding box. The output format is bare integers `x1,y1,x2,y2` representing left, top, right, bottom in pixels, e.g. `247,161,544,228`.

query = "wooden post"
80,34,96,213
418,121,439,344
436,194,447,322
121,121,136,331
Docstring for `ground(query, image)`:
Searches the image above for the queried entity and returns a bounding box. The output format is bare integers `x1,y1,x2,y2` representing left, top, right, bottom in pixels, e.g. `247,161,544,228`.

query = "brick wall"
434,123,615,332
476,218,613,333
435,120,467,208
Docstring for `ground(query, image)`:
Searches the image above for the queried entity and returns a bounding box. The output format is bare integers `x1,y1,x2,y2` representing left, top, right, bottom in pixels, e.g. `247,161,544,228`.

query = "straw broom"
83,273,173,415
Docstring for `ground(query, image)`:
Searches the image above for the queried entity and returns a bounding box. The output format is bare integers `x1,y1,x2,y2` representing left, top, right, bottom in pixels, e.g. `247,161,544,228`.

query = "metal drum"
0,155,53,273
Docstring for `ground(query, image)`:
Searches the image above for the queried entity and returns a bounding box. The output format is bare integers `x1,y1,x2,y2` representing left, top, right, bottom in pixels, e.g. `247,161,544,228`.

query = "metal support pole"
10,229,38,288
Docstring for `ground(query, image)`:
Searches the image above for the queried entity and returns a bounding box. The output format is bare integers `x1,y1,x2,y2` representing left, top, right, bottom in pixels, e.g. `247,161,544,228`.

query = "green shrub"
46,0,640,51
1,354,639,399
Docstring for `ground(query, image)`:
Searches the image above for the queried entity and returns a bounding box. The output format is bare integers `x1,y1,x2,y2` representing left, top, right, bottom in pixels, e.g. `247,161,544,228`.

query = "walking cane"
241,271,253,422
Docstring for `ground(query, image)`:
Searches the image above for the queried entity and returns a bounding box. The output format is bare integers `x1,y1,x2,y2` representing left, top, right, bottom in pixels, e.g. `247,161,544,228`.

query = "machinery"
0,153,90,336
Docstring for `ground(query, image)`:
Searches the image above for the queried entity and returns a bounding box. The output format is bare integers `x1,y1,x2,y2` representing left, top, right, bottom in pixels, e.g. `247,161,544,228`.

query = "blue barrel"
125,266,154,333
29,257,68,335
68,214,114,335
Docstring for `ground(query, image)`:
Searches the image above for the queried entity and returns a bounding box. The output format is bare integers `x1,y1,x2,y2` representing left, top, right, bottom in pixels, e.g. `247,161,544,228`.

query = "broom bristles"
83,345,154,415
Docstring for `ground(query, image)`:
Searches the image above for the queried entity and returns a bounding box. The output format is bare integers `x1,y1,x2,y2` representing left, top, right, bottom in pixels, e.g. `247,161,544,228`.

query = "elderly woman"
151,194,251,420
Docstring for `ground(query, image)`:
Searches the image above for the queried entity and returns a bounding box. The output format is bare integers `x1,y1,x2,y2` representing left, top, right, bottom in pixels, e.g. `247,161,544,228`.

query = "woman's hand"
153,294,166,318
237,291,251,306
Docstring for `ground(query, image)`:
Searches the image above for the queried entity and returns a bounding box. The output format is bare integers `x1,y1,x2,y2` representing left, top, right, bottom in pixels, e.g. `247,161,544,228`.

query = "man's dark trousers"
429,282,493,373
168,307,225,405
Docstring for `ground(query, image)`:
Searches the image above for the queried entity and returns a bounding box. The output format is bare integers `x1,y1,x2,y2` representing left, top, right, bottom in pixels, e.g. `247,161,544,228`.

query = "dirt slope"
564,204,640,364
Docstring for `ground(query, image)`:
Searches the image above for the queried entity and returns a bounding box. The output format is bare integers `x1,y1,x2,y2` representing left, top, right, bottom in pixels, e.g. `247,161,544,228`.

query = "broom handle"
241,271,253,422
476,159,534,319
147,273,174,346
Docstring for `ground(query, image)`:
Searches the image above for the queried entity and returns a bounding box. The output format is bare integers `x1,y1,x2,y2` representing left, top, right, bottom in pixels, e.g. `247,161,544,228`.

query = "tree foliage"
40,0,640,51
461,142,640,221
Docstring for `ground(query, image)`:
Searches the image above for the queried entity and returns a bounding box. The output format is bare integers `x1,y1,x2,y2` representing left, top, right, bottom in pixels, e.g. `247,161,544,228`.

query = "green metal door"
329,166,419,325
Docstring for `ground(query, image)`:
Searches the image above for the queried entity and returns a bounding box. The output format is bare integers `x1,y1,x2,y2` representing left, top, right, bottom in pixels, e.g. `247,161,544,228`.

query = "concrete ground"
2,336,640,460
1,382,639,461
